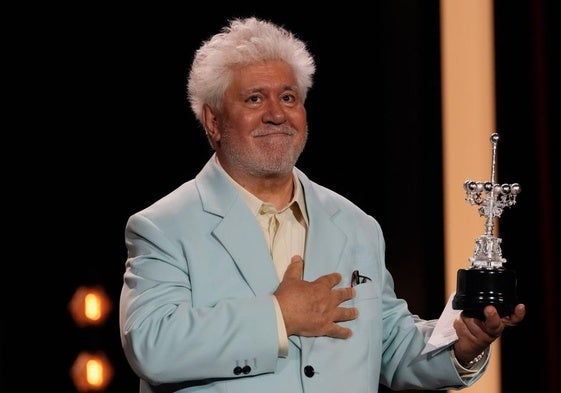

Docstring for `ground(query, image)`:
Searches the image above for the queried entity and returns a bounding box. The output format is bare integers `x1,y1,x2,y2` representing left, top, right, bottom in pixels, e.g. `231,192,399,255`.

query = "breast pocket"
340,280,379,322
352,281,379,320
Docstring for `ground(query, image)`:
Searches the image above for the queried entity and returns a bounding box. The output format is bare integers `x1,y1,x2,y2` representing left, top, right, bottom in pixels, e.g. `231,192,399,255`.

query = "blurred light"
69,286,112,327
71,351,114,392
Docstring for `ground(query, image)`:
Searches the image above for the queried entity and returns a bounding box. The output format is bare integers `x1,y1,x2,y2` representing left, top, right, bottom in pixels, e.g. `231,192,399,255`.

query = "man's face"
206,60,308,178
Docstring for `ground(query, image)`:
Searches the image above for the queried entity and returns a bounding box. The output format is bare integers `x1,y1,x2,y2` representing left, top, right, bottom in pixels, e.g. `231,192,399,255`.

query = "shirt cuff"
450,346,490,379
272,295,289,358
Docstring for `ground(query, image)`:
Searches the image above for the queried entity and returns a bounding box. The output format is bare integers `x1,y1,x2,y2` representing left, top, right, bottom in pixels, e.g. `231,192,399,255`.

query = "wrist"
451,347,488,369
463,351,485,368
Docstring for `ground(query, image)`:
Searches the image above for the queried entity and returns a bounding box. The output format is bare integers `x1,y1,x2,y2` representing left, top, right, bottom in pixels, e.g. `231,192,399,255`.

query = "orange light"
69,286,112,327
71,351,114,392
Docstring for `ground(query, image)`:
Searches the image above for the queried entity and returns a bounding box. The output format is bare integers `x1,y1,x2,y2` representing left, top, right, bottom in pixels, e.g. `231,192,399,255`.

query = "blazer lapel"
214,202,280,295
297,171,347,281
196,156,279,296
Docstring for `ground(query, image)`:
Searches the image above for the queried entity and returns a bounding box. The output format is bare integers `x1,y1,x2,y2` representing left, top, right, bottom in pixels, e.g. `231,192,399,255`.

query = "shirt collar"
214,155,308,225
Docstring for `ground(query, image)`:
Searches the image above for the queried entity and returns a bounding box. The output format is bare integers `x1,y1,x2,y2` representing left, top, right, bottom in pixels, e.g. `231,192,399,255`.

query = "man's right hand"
273,255,358,338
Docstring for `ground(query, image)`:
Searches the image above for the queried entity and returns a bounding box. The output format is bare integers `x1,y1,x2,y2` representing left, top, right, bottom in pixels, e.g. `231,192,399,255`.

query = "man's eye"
281,93,297,103
247,95,261,104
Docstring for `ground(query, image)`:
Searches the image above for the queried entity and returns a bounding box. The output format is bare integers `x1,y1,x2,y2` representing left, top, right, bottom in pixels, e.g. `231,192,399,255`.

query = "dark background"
4,1,558,392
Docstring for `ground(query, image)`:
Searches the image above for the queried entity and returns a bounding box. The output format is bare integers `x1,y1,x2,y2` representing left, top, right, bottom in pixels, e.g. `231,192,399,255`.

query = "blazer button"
233,366,242,375
304,365,315,377
242,365,251,374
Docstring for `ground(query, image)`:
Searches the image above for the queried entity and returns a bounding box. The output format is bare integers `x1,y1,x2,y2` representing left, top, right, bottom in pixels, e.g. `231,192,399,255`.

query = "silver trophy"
452,132,521,319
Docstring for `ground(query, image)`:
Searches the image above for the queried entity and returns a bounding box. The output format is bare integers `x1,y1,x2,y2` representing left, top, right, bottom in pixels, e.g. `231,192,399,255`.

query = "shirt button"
304,365,315,377
233,366,242,375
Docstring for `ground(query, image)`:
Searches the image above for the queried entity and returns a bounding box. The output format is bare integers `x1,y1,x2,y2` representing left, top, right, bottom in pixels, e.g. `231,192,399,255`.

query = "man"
119,17,525,392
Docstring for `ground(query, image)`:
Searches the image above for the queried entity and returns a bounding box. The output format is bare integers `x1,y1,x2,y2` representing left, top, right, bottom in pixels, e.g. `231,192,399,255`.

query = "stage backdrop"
4,1,557,392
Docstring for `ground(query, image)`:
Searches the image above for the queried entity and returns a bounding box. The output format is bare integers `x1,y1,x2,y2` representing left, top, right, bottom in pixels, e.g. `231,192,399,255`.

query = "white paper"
421,292,462,355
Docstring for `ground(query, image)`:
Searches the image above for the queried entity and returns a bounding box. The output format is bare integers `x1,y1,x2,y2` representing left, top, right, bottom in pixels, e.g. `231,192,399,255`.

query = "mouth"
255,132,291,138
252,128,295,137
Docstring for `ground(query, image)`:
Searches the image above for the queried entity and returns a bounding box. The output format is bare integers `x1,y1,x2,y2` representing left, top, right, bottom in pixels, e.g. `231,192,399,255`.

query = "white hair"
187,17,316,126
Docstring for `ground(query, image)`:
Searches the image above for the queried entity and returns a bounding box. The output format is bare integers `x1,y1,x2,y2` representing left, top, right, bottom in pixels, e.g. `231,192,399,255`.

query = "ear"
202,104,221,142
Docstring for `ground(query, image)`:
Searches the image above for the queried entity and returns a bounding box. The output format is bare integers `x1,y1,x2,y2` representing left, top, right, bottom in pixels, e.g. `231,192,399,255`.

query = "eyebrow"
242,85,299,95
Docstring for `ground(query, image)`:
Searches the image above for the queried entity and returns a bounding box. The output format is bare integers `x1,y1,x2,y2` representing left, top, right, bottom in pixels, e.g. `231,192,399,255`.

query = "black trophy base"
452,267,517,320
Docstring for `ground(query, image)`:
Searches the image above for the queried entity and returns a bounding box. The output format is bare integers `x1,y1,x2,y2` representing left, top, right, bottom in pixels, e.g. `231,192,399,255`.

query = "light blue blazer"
120,155,485,392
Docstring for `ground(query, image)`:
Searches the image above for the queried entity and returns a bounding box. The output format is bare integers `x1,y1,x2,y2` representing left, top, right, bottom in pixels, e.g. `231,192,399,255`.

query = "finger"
502,303,526,326
458,313,496,343
291,255,304,264
314,272,343,288
334,305,359,322
482,306,504,338
282,255,304,280
454,316,477,342
325,323,353,339
333,287,356,303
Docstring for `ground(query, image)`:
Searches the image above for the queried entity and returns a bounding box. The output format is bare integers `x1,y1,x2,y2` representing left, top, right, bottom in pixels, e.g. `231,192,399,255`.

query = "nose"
262,100,287,124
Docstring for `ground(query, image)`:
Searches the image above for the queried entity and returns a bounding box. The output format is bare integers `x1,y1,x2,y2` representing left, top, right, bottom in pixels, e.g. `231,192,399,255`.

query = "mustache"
251,125,297,137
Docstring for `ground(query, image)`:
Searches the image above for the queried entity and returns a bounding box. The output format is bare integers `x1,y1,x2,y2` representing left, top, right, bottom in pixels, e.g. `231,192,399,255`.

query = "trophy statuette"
452,132,521,319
